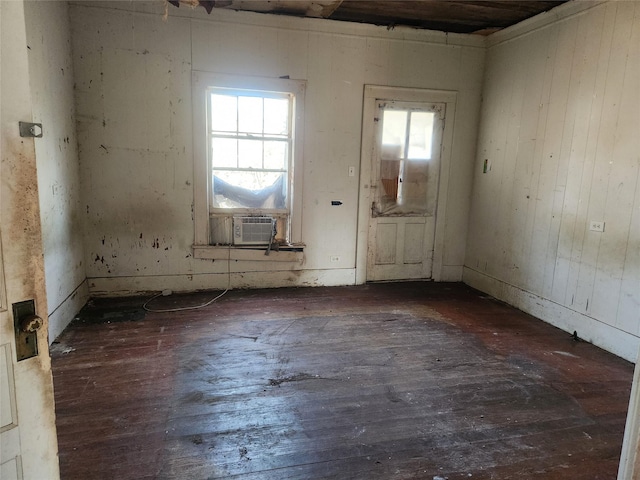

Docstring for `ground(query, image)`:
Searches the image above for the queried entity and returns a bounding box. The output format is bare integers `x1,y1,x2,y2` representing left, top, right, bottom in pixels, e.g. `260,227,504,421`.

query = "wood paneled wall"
465,1,640,361
70,1,484,296
24,1,89,343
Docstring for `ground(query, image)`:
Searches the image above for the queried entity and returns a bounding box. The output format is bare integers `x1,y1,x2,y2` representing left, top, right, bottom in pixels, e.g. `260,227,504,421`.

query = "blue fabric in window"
213,175,285,209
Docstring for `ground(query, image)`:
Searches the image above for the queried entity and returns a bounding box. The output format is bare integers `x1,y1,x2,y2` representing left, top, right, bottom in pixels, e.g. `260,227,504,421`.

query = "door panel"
0,457,22,480
0,344,17,430
375,223,397,264
366,99,444,282
0,343,21,479
404,223,425,264
368,217,433,281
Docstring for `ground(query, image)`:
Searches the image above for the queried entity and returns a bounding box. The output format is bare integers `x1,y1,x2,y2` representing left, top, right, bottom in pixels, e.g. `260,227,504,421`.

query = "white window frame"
192,72,305,257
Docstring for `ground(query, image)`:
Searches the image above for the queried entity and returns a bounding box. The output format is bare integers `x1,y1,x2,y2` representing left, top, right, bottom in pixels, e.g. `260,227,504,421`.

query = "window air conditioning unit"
233,216,276,245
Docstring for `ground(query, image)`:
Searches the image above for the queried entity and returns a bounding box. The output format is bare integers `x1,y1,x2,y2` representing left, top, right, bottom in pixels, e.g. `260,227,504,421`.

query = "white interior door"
0,2,60,479
366,100,445,282
0,242,23,480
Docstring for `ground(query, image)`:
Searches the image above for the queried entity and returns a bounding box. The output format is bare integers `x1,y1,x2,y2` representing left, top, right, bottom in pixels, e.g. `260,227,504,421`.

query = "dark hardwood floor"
51,282,633,479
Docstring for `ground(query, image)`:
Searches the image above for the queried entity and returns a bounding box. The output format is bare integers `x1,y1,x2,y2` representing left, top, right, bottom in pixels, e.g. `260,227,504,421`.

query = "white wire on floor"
143,246,232,313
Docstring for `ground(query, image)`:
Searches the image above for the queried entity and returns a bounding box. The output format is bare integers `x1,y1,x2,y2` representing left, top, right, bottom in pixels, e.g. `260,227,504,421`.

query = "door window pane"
408,111,434,160
381,110,407,159
376,106,439,216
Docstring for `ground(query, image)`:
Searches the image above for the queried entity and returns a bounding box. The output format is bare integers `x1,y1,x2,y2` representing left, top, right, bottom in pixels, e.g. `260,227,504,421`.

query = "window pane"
264,98,289,135
401,159,430,212
211,137,237,168
213,171,286,209
238,139,263,169
210,94,237,132
238,96,263,134
381,110,407,159
408,111,435,160
264,141,287,170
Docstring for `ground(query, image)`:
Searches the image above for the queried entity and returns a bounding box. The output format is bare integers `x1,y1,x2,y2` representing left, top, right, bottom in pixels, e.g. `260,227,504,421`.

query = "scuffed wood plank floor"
51,282,633,479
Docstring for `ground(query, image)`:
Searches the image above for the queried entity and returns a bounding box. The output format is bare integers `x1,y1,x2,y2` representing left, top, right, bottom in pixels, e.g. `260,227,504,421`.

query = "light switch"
589,221,605,232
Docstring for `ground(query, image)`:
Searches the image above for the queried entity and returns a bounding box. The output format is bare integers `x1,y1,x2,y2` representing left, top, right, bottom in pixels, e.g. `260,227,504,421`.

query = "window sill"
192,244,304,262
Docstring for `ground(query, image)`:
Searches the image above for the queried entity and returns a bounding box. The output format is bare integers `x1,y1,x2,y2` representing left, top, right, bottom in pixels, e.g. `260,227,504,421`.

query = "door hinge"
19,122,43,138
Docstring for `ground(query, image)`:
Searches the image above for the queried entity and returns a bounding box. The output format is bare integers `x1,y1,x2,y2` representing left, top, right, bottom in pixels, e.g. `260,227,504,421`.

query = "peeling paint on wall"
70,2,484,293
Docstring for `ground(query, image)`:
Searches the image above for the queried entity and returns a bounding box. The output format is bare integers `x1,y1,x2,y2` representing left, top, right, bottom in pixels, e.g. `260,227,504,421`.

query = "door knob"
20,314,43,333
13,300,41,361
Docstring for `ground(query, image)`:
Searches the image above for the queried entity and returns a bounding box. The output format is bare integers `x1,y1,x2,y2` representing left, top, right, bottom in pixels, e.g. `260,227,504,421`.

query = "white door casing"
356,86,457,284
0,1,60,479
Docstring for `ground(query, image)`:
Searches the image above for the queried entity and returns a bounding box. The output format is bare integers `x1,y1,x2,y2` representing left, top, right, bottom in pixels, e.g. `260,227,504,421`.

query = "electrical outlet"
348,166,355,177
589,221,605,232
330,255,340,263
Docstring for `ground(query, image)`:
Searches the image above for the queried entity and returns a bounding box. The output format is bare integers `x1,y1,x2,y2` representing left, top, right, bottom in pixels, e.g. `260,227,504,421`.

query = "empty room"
1,0,638,478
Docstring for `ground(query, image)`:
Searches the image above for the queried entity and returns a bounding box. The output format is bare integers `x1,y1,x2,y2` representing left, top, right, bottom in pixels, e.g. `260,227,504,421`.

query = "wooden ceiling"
169,0,569,35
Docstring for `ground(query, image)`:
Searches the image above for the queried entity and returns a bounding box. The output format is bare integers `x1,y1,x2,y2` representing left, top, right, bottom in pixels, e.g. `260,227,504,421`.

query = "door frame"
356,86,457,284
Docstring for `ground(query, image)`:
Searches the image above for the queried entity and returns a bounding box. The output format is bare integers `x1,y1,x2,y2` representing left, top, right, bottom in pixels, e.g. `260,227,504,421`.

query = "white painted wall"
69,1,484,296
24,1,88,342
464,1,640,362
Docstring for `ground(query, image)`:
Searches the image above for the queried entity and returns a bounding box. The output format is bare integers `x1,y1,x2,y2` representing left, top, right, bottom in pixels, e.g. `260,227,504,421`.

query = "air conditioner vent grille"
233,217,275,245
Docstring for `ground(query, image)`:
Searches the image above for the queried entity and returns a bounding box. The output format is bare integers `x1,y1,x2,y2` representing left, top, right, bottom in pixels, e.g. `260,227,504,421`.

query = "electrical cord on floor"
142,245,232,313
142,288,228,313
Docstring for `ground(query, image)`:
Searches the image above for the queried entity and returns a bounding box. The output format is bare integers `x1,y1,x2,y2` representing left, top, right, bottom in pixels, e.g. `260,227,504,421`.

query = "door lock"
13,300,42,361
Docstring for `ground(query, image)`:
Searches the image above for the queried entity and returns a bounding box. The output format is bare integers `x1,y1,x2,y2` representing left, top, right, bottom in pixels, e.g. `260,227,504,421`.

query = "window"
192,73,305,252
381,109,435,161
209,91,291,212
374,101,444,216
